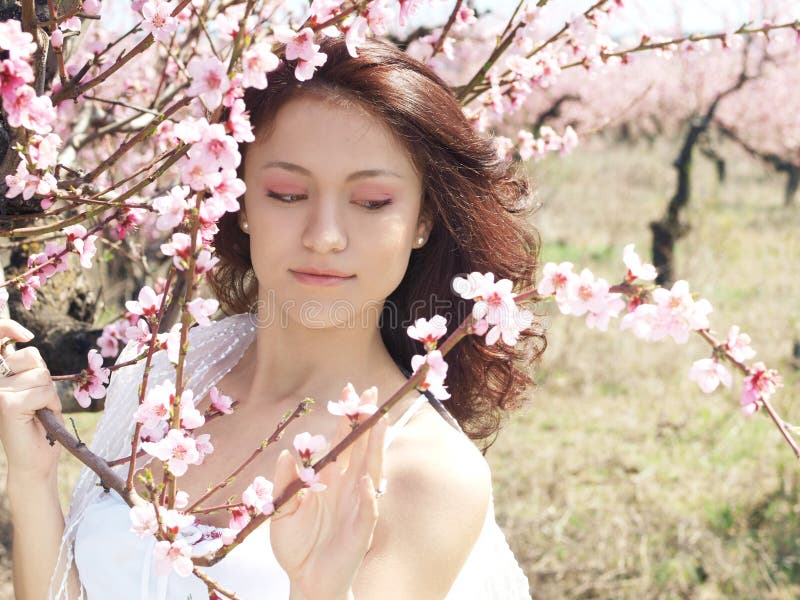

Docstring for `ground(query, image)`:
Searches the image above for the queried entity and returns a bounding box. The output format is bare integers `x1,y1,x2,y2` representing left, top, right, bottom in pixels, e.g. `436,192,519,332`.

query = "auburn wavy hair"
210,35,546,451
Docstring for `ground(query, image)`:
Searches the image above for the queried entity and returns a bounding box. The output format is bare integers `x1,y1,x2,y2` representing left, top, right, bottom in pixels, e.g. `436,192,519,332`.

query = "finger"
0,367,54,393
353,475,379,544
271,450,302,520
331,412,354,467
344,419,373,483
0,383,63,419
365,416,388,491
0,319,35,353
3,347,47,373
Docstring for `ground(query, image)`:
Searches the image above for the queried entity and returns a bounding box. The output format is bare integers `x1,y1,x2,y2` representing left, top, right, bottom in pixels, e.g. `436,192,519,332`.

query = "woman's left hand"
270,409,389,600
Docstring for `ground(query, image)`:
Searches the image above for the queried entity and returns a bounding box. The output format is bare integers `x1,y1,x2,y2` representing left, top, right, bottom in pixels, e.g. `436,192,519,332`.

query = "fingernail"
22,328,34,340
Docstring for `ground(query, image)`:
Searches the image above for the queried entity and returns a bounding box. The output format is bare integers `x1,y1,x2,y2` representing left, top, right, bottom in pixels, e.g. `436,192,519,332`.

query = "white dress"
49,313,532,599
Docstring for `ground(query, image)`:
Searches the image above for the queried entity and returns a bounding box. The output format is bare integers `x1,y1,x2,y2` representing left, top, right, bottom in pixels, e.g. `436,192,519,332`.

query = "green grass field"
1,135,798,599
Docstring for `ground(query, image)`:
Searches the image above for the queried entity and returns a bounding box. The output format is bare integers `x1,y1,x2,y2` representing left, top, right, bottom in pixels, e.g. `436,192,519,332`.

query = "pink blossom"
406,315,448,349
240,42,279,90
73,349,110,408
651,280,713,344
160,232,193,270
410,349,450,400
19,276,40,310
50,29,64,49
180,155,223,192
274,27,328,81
174,116,207,144
226,98,254,143
129,504,158,538
470,273,517,326
163,322,182,364
73,233,98,268
141,0,178,42
584,291,625,332
688,358,732,394
153,539,193,577
188,123,239,170
160,507,195,536
309,0,342,22
299,466,326,492
193,433,213,464
398,0,423,27
174,490,189,510
4,85,56,133
228,505,251,531
209,170,245,212
327,382,378,423
0,55,34,97
724,325,756,363
293,432,327,466
153,185,191,231
125,317,153,353
623,244,657,282
134,380,175,429
141,428,200,477
486,307,533,345
537,262,576,308
28,132,62,170
186,56,230,110
345,15,369,57
209,386,234,414
740,362,783,416
187,297,219,327
61,16,81,31
97,328,120,358
0,20,37,61
194,249,219,276
242,476,274,514
179,397,205,430
125,285,164,318
62,225,97,269
4,160,37,200
27,240,68,285
82,0,102,16
560,126,579,155
365,0,392,35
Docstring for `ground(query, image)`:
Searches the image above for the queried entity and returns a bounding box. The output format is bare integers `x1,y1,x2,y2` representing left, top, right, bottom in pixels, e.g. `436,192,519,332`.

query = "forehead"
247,95,420,180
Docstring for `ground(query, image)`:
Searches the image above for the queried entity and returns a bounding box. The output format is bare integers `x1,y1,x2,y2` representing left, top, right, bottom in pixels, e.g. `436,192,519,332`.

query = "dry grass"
1,136,798,599
487,135,800,599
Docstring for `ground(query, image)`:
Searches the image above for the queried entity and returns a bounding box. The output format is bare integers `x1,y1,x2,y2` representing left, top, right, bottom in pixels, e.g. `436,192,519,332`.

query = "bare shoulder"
386,403,492,504
355,403,492,599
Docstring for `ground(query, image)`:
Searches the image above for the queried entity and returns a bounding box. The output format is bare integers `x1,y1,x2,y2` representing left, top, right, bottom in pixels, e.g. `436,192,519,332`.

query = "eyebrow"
261,160,403,182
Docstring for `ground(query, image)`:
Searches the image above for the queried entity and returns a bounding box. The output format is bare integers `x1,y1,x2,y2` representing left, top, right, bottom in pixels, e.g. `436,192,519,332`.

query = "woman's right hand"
0,318,64,483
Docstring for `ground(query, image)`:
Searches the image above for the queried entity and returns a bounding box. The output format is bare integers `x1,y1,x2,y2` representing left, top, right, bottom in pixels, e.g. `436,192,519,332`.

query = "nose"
301,196,347,254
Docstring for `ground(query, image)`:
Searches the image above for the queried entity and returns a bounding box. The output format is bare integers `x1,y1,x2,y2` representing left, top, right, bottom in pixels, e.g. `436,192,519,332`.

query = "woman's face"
241,94,429,328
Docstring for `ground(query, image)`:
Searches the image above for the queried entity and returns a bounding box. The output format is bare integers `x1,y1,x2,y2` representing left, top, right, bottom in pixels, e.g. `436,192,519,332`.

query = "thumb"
271,449,302,520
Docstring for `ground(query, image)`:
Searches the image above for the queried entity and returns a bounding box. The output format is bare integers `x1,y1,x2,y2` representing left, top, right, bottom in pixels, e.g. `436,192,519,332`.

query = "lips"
289,268,355,278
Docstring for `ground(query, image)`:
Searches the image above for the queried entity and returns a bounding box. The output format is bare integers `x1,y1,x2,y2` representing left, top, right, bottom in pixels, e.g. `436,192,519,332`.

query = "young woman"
1,36,544,599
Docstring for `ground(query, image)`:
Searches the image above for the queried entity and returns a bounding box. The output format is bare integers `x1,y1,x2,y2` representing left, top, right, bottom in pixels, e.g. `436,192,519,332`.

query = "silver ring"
0,355,14,377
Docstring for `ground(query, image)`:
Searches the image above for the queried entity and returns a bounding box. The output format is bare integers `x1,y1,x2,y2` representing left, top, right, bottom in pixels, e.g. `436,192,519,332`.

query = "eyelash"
266,191,392,211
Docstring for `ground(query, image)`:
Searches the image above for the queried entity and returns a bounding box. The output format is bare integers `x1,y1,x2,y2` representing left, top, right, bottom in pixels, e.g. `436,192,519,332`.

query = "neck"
242,296,403,409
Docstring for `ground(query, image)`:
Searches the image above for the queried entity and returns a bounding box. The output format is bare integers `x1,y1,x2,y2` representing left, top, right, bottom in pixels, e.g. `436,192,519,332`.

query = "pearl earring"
416,236,424,246
241,219,249,233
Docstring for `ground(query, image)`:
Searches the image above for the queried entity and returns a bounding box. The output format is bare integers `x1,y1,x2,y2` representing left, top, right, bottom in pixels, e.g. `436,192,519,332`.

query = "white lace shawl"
48,313,258,600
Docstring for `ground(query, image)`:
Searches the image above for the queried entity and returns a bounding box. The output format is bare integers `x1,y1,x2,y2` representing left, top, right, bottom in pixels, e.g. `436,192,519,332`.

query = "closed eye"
357,199,393,210
267,190,307,203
